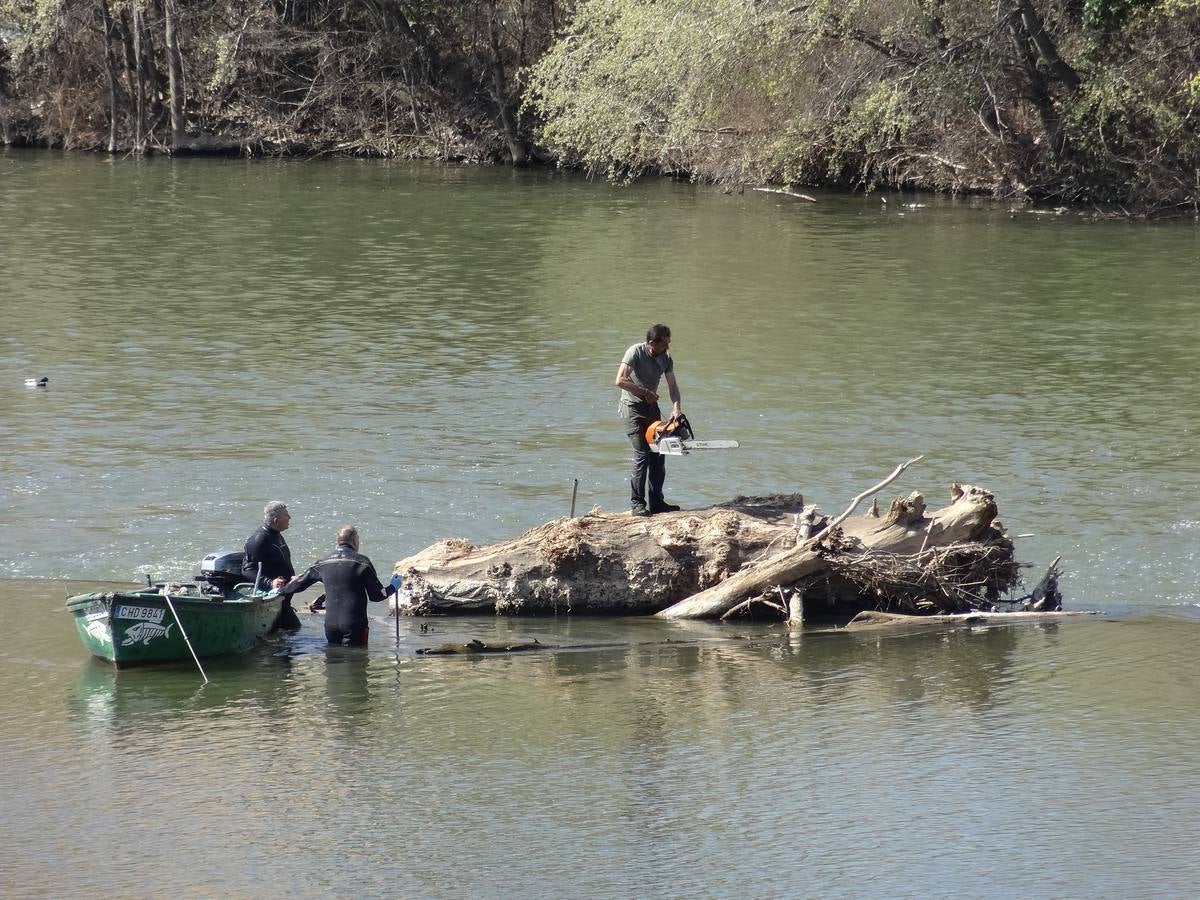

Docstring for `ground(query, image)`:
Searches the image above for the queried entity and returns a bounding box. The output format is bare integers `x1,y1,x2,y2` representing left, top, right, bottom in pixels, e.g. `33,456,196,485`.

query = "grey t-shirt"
619,342,673,410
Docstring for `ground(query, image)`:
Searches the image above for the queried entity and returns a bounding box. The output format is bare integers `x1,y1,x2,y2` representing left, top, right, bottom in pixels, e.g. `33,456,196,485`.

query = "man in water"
282,526,386,647
614,323,682,516
243,500,301,629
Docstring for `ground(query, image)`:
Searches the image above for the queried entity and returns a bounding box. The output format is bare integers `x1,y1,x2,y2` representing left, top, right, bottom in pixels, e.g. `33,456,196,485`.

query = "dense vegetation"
1,0,1197,211
0,0,557,161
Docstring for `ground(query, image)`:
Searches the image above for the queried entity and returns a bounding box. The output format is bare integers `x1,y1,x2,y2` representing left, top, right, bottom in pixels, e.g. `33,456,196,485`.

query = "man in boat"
243,500,301,629
614,323,682,516
281,526,386,647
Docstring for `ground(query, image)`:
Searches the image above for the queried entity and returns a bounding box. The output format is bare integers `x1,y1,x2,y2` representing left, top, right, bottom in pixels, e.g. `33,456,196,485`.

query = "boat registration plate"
115,605,165,624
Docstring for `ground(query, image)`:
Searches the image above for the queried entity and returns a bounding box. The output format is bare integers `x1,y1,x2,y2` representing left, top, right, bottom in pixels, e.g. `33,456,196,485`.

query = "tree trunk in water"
394,484,1022,621
163,0,185,146
397,495,808,615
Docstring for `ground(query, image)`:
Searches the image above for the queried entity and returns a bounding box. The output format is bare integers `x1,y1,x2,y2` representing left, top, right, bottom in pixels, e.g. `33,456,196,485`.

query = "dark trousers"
326,624,369,647
625,407,666,511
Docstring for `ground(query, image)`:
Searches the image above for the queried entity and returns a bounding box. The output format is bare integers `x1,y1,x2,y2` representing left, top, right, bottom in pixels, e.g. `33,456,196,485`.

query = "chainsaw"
644,413,740,456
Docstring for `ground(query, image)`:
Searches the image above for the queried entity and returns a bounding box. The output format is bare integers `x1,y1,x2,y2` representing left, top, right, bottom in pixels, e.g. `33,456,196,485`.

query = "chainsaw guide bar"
644,414,740,456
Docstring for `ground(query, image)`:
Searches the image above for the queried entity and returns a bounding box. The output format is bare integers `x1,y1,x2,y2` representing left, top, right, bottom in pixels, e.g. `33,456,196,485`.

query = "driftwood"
659,456,927,619
395,493,813,615
844,609,1099,629
752,187,819,202
394,459,1040,622
659,483,1009,619
416,638,550,655
1016,556,1063,610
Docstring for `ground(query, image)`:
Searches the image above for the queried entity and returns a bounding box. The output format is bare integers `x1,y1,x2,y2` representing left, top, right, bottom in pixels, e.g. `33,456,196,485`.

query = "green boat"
66,551,285,667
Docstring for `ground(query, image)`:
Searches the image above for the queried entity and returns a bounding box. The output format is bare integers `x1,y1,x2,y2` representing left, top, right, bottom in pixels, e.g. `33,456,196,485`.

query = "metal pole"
570,478,579,517
389,573,403,646
163,593,209,684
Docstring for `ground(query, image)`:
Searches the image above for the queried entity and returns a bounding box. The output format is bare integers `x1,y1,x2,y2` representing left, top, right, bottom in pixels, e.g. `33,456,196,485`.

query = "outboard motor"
196,550,247,596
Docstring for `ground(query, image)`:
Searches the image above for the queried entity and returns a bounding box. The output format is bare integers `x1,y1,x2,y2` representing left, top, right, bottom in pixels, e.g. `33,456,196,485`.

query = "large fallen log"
394,463,1034,621
394,493,812,615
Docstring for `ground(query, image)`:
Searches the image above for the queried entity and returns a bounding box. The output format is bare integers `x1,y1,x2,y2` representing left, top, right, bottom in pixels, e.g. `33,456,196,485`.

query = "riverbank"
3,1,1197,215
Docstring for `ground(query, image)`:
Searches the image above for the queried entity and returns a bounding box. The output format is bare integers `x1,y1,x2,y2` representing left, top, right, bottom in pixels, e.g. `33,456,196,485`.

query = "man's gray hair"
263,501,289,524
336,525,359,546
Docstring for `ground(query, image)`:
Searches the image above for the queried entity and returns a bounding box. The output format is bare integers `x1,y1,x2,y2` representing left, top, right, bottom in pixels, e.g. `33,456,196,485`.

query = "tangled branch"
820,541,1020,614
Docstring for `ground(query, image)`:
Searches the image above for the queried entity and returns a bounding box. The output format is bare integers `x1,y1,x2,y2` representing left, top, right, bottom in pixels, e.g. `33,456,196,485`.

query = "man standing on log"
614,323,682,516
282,526,386,647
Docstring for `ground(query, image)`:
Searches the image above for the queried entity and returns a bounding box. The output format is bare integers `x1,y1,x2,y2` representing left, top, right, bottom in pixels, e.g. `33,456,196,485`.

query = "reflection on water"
319,646,373,729
4,578,1200,895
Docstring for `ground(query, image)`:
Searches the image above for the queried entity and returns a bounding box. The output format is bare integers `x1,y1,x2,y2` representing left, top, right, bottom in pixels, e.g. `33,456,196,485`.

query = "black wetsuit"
243,524,294,584
243,524,300,629
284,543,386,647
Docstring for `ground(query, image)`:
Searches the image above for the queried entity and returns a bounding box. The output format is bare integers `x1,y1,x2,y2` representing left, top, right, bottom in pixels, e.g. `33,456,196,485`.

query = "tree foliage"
524,0,1199,211
0,0,561,159
1,0,1197,210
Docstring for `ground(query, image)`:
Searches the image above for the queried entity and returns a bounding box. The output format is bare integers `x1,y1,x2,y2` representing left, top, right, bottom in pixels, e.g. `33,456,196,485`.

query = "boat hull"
66,588,283,667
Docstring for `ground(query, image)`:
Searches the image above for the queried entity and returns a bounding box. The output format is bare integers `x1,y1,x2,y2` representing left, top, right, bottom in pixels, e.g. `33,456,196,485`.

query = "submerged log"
395,467,1034,622
844,609,1099,629
416,638,550,655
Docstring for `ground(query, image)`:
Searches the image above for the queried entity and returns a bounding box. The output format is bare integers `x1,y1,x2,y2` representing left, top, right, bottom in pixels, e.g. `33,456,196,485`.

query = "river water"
2,151,1199,896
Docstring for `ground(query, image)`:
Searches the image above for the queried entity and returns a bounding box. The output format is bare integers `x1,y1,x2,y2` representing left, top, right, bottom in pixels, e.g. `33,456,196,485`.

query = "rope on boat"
163,592,209,684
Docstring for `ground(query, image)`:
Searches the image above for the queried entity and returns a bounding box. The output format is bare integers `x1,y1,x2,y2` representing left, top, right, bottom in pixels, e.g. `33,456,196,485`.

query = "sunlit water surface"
2,152,1199,896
